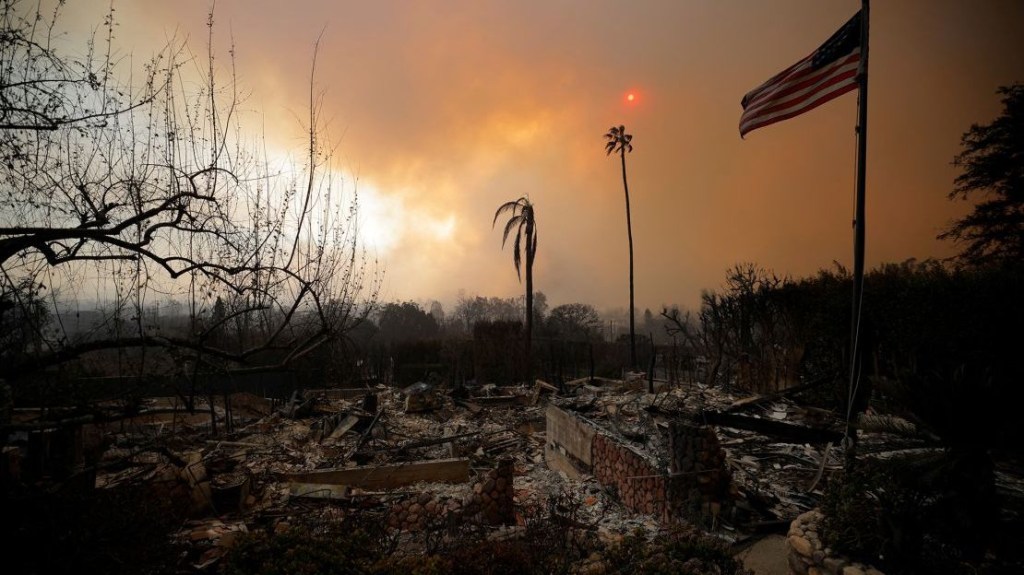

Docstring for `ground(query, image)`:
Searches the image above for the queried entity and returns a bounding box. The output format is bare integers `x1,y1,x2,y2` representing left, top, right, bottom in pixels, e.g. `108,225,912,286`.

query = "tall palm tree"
605,125,637,368
493,196,538,359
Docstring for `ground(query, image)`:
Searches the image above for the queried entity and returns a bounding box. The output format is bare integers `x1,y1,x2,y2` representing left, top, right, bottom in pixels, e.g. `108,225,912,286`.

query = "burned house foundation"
386,458,515,531
4,374,879,573
545,404,735,526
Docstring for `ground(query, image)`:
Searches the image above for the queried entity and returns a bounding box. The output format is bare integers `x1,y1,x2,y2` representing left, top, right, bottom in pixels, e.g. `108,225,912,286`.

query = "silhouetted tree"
376,301,440,343
605,125,637,368
531,290,549,328
685,264,800,391
939,84,1024,267
547,303,602,342
0,2,378,380
449,293,525,335
493,196,538,358
427,300,445,326
0,277,51,367
0,0,154,131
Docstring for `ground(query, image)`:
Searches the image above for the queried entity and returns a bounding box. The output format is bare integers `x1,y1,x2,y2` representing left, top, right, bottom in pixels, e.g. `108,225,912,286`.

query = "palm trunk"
620,150,637,368
525,222,534,379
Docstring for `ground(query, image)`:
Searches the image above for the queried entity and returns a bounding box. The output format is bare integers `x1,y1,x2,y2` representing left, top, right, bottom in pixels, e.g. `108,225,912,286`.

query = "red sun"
626,93,636,103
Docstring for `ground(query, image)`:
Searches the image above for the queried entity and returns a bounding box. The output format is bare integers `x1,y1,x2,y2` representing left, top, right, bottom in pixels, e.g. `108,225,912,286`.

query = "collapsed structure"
3,374,854,571
546,403,736,524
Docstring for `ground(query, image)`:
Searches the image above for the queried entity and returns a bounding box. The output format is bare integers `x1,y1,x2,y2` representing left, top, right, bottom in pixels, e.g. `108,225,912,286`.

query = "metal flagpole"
846,0,870,467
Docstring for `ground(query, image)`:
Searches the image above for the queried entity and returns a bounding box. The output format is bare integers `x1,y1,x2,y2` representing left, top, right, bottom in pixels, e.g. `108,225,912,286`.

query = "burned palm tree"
605,125,637,368
493,196,538,358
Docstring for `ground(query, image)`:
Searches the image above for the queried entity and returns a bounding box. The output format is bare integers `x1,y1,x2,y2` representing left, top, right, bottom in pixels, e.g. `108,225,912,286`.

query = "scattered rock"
790,535,814,557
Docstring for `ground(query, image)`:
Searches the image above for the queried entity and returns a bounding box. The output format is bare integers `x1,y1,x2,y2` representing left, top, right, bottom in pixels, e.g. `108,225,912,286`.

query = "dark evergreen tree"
940,84,1024,267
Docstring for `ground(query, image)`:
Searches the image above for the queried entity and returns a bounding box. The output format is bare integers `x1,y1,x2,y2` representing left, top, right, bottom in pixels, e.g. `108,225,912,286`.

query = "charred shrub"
604,525,750,575
4,480,185,575
224,517,387,575
821,457,987,575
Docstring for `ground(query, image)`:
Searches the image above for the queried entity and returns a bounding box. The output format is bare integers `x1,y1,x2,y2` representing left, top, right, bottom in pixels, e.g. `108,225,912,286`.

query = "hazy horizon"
56,0,1024,312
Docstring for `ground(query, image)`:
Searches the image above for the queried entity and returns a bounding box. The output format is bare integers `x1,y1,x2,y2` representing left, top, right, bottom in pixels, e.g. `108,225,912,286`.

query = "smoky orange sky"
68,1,1024,313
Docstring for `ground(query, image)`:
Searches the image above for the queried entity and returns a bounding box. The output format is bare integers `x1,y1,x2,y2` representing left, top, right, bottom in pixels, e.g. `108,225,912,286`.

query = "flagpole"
846,0,870,466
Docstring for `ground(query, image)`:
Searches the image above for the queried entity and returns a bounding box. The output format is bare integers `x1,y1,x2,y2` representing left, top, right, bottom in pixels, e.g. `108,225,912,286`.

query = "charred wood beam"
285,458,471,490
723,376,833,413
0,413,94,432
701,409,843,444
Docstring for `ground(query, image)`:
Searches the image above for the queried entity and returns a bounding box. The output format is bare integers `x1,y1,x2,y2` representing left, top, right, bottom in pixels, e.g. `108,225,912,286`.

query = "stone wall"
787,509,885,575
545,405,736,524
592,433,667,518
387,458,514,531
666,421,734,524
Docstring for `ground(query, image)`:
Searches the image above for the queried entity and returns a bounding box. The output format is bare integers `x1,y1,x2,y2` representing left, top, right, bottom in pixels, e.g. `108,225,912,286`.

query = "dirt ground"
735,535,790,575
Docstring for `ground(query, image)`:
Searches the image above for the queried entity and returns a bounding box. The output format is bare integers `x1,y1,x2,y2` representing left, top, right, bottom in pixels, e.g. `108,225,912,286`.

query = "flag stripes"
740,12,862,137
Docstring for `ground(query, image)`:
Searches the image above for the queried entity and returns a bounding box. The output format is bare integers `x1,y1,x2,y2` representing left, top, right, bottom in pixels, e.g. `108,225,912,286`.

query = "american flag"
739,11,862,137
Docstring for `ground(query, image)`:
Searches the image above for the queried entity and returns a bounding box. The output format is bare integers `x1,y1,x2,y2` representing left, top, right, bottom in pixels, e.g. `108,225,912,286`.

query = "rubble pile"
3,375,882,572
546,380,847,528
787,509,885,575
387,458,515,531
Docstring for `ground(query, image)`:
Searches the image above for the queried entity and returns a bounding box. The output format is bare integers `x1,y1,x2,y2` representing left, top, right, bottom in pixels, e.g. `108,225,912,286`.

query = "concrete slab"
546,405,595,468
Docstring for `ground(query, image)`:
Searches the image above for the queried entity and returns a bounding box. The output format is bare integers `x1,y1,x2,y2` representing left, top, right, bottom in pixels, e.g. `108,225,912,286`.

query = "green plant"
821,465,898,567
821,459,987,575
